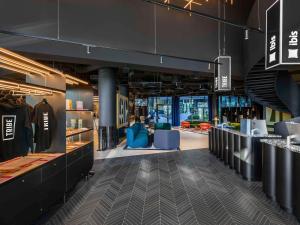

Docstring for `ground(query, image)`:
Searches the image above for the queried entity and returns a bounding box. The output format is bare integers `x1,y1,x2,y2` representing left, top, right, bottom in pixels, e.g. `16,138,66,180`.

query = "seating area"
126,122,180,150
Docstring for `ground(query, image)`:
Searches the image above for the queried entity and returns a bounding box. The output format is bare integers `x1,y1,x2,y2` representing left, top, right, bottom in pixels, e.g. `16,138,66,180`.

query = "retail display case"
0,48,94,225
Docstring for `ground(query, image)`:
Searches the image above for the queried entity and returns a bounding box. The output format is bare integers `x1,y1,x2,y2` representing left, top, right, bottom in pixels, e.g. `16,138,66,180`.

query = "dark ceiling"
26,0,258,97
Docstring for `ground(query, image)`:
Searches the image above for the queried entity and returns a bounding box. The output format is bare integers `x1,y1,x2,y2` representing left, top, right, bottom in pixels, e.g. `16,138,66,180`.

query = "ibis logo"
269,35,277,63
288,31,299,59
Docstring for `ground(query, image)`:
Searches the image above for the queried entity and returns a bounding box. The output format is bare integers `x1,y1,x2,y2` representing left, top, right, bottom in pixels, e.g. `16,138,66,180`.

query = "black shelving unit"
66,85,94,192
0,65,67,225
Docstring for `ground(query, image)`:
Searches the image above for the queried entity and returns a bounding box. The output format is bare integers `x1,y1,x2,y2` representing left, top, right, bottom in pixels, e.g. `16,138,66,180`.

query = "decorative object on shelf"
66,99,73,110
76,100,84,110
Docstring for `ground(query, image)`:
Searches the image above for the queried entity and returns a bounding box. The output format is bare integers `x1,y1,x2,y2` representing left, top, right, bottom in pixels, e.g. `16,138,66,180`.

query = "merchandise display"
33,99,56,152
0,153,63,184
0,49,94,225
0,93,33,162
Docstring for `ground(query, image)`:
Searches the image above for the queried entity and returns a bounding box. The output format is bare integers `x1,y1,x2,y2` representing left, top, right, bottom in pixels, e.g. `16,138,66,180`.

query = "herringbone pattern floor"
42,150,300,225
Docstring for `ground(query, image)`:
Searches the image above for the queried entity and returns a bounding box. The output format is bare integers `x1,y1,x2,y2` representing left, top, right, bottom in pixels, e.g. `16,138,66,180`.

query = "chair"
154,130,180,150
126,123,148,148
154,123,171,130
181,121,190,128
198,122,212,132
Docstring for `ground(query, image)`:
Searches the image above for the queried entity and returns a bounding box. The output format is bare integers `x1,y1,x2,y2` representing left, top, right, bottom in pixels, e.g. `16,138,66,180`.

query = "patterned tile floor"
41,150,300,225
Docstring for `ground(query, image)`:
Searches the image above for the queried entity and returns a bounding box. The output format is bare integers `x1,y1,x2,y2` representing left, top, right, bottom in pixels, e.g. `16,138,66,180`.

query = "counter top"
213,127,281,138
260,139,300,153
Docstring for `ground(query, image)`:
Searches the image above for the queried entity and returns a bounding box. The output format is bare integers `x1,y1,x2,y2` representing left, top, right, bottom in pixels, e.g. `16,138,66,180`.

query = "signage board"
266,0,300,69
214,56,231,91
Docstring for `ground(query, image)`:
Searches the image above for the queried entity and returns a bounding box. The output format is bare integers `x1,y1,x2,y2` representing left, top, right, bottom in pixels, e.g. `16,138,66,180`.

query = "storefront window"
179,96,209,122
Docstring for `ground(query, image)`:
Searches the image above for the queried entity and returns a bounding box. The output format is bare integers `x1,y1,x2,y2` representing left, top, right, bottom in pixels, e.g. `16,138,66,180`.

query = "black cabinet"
0,169,42,225
66,142,94,192
41,155,66,211
0,155,67,225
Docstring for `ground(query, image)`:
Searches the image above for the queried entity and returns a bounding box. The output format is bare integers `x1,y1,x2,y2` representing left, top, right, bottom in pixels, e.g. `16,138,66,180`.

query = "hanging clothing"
32,100,56,152
0,97,32,162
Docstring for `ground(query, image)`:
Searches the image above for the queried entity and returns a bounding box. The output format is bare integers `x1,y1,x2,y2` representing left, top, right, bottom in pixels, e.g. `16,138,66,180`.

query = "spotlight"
245,29,249,40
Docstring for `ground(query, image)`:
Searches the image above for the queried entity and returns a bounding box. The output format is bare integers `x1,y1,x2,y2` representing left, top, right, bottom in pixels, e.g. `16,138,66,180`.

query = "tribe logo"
288,31,299,59
221,75,228,88
2,115,16,141
43,112,49,131
269,35,277,63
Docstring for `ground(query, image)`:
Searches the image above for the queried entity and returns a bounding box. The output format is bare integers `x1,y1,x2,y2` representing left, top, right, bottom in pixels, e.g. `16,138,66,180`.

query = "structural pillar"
210,94,218,122
98,68,116,149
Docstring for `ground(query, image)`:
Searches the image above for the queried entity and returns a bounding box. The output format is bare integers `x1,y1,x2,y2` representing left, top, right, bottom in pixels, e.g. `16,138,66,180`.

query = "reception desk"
208,127,280,181
261,139,300,215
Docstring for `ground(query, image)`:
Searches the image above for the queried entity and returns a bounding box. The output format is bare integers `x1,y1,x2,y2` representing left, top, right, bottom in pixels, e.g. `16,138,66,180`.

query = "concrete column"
98,68,116,149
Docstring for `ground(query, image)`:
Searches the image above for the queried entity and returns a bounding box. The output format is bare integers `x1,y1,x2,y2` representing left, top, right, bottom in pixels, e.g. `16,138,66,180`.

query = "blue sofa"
126,123,149,148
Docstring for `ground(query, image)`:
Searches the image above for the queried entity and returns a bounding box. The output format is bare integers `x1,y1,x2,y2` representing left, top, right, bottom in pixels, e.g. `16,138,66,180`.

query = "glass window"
179,96,209,122
148,96,172,124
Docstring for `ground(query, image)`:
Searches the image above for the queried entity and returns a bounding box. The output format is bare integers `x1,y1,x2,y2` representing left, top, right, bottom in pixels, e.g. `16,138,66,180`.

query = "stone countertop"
260,139,300,153
213,127,281,138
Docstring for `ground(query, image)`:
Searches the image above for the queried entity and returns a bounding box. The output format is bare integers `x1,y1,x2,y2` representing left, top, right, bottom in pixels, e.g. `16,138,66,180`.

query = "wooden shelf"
66,141,93,153
66,109,93,112
66,128,93,137
0,153,64,184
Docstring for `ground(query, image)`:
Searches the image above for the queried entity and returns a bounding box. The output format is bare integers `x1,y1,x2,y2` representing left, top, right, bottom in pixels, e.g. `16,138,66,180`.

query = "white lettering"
289,31,298,46
43,112,49,131
270,35,276,51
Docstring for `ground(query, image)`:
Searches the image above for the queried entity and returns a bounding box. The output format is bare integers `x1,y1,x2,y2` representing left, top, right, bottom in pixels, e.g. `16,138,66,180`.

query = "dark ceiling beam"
143,0,263,33
0,29,217,65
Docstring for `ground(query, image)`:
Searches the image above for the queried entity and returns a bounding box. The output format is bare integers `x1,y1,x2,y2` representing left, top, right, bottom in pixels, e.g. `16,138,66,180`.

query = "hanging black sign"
266,0,300,69
214,56,231,91
265,0,280,69
281,0,300,64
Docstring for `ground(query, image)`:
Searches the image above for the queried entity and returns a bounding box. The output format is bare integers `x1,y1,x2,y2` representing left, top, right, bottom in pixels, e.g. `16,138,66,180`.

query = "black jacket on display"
32,100,56,152
0,97,32,162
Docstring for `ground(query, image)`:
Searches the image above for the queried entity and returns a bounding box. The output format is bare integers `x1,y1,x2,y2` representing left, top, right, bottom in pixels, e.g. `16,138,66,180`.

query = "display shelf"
66,109,93,112
66,128,93,137
66,141,93,153
0,153,64,184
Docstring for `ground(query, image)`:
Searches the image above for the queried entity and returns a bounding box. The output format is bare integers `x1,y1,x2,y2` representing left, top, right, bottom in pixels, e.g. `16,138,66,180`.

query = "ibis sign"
266,0,300,69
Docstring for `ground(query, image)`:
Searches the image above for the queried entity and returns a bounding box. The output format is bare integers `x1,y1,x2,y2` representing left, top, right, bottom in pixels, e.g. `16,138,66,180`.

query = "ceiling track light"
0,55,49,76
0,48,64,76
0,79,63,96
65,74,89,85
245,29,249,40
0,47,90,87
